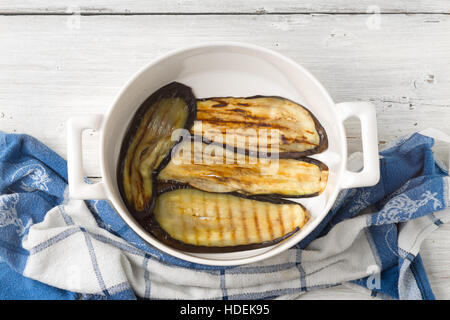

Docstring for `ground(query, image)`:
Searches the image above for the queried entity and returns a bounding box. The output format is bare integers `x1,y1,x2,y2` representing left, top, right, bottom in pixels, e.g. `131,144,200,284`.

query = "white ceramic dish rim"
67,42,379,266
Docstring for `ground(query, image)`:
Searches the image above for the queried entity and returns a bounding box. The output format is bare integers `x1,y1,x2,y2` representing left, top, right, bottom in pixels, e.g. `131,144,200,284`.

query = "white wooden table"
1,1,449,299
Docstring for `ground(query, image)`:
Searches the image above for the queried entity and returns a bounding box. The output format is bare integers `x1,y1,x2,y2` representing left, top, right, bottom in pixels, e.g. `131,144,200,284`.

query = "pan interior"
102,44,345,264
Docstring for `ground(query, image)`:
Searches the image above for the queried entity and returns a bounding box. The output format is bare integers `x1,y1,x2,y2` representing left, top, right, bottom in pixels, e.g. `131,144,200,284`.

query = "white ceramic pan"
67,42,380,266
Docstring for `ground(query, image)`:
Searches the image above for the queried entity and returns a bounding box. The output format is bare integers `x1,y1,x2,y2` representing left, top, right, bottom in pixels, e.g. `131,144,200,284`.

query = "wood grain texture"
1,14,449,175
1,1,450,14
0,10,449,300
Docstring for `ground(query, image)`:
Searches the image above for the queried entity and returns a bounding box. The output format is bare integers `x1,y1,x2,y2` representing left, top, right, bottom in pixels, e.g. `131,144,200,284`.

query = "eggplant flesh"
149,188,309,252
157,141,329,197
118,82,196,215
191,96,328,157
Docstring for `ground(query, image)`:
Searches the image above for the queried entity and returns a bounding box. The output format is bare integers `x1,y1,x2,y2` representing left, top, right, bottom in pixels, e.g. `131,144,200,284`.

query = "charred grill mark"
179,193,188,244
156,180,190,195
192,222,199,246
291,209,297,231
130,142,159,209
134,176,144,210
214,198,223,245
253,203,262,243
180,209,188,244
211,100,228,108
279,135,296,143
266,204,274,240
201,191,210,246
196,109,246,117
158,140,329,198
118,82,197,220
277,134,318,146
299,140,317,146
125,90,327,253
127,117,152,205
196,109,279,124
196,95,329,158
278,206,285,237
243,114,276,122
151,188,309,253
227,195,236,244
292,139,317,146
230,108,247,113
239,197,250,245
199,118,288,130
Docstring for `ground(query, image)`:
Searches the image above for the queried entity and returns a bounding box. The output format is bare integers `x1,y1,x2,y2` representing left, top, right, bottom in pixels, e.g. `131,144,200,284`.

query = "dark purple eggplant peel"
157,140,328,198
142,187,309,253
117,82,328,252
191,96,328,158
117,82,197,220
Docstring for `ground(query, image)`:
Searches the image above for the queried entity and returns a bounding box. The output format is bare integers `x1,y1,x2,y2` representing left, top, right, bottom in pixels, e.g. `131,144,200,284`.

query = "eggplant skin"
117,82,197,220
191,96,328,158
145,188,309,253
157,141,329,198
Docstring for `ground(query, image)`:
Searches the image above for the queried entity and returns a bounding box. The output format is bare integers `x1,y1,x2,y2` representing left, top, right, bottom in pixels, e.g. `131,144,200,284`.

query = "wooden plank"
1,1,450,14
0,13,449,300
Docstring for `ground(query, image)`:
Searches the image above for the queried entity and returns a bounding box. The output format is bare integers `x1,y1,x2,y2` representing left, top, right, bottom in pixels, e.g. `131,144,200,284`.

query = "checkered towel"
0,129,449,300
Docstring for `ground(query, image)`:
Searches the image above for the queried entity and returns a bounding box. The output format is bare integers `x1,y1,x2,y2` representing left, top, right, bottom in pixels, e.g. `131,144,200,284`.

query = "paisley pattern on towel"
11,163,51,192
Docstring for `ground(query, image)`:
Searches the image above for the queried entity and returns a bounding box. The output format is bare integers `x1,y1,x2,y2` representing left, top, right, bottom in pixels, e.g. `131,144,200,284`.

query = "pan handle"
336,101,380,189
67,114,107,199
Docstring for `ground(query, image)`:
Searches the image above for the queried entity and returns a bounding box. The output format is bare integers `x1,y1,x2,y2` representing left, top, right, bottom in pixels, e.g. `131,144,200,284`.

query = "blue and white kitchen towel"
0,128,449,300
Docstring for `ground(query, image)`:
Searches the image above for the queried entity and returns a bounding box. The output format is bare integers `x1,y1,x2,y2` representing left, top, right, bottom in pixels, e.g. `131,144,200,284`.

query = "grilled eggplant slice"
146,188,309,252
117,82,197,218
191,96,328,157
157,141,328,198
